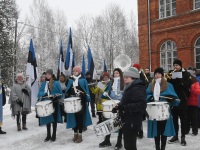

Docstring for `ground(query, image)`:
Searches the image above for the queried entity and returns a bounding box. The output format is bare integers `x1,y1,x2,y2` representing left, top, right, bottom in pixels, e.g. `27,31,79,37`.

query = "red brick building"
138,0,200,72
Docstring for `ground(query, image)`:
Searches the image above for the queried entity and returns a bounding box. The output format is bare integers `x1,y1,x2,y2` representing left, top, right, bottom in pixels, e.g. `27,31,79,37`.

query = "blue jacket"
37,81,62,126
65,79,92,129
146,82,180,138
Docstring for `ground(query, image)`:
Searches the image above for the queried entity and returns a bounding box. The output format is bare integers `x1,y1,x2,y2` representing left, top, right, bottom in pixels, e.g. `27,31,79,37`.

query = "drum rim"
64,97,80,101
147,101,168,105
35,100,52,105
102,100,120,105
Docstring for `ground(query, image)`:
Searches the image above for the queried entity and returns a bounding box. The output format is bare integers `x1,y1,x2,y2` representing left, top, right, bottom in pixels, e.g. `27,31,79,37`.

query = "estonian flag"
26,39,39,106
104,59,107,72
82,54,86,78
88,46,97,79
65,28,74,74
57,40,65,79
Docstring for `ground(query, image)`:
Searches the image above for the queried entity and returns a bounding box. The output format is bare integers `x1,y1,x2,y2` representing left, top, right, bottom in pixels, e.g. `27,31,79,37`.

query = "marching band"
2,59,200,150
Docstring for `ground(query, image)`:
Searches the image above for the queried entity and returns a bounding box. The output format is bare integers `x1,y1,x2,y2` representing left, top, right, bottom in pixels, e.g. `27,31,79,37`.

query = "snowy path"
1,100,200,150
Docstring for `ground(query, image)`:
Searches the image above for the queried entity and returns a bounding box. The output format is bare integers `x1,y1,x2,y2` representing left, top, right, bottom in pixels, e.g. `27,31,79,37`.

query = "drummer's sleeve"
146,84,153,102
84,80,91,102
37,82,46,98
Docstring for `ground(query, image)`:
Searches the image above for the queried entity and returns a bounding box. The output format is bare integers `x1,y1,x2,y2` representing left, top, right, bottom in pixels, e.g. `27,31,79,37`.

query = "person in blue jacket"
146,68,180,150
38,69,62,142
65,66,92,143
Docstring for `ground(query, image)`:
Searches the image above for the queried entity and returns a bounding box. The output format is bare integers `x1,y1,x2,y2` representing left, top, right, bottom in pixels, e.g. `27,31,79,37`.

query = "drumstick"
97,111,112,112
41,94,62,99
159,96,180,101
103,92,118,105
72,87,90,96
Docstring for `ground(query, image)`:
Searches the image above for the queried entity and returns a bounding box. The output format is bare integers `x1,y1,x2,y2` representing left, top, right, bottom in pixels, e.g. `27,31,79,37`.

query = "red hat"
103,72,110,78
73,66,82,73
132,64,141,71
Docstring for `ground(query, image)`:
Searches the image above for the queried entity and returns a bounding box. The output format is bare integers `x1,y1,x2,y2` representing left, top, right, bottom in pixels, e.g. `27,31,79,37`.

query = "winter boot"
99,135,111,148
76,134,83,143
114,137,122,150
181,135,186,146
72,133,78,142
22,123,28,130
168,136,179,144
51,123,57,142
97,112,103,124
17,123,21,131
44,124,51,142
0,127,6,134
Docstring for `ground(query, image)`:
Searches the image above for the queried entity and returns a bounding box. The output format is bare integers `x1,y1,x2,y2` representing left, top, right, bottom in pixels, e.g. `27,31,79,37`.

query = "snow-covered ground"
1,97,200,150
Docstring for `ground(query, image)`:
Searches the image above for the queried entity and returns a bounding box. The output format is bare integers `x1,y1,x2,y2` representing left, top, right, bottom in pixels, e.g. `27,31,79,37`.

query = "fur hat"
123,67,139,78
173,59,182,67
154,67,164,76
73,66,82,73
103,72,110,78
132,64,141,71
46,69,53,75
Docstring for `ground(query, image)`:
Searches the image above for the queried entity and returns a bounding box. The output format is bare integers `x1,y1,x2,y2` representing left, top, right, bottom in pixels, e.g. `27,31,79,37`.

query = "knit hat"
103,72,110,78
46,69,53,75
132,64,141,71
154,67,164,76
173,59,182,67
86,71,91,76
73,66,82,73
123,67,140,78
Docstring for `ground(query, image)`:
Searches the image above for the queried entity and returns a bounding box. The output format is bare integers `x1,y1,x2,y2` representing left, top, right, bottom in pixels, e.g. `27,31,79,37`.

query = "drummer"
90,72,112,147
65,66,92,143
38,69,63,142
146,67,179,150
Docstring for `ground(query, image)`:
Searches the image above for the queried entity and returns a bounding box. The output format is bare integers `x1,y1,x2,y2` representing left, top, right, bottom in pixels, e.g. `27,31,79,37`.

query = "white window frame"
194,37,200,69
159,0,176,19
160,40,177,71
194,0,200,10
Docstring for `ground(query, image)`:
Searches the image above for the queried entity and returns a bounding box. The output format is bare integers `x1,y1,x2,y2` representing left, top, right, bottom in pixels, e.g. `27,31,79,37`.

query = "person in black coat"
167,59,192,146
0,83,7,134
112,67,147,150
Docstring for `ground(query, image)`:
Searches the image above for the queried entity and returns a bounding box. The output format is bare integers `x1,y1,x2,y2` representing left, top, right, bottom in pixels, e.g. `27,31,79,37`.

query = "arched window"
160,40,177,71
195,37,200,69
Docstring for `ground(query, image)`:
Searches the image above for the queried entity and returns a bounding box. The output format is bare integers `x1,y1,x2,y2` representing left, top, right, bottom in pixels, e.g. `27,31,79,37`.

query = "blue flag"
104,59,107,72
88,46,96,79
82,54,86,78
65,28,74,74
57,40,65,79
26,39,39,106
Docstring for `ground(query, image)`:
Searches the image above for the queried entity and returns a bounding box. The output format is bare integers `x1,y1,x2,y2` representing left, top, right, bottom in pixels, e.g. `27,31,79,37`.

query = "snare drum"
147,102,170,121
94,118,122,136
63,97,82,113
102,100,120,118
35,100,54,117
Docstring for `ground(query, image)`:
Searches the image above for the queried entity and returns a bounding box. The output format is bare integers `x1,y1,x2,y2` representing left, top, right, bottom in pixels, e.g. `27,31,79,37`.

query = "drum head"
102,100,120,105
64,97,80,101
36,100,52,106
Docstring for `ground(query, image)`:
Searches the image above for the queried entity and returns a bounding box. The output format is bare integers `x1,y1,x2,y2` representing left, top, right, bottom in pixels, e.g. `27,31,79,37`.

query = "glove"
22,88,29,96
112,106,118,113
80,92,86,99
149,96,155,102
16,99,23,107
103,92,108,96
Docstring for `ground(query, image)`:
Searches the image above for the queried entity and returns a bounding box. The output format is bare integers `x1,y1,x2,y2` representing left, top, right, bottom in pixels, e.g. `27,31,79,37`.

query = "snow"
1,97,200,150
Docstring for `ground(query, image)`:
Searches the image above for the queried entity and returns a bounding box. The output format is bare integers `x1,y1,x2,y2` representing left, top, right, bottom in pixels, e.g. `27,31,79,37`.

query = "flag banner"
88,46,97,79
26,39,39,106
65,28,74,74
82,54,86,78
104,59,107,72
57,40,65,79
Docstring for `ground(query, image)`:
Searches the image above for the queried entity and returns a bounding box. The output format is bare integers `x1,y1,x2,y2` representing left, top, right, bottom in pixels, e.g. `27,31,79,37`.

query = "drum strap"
72,83,78,95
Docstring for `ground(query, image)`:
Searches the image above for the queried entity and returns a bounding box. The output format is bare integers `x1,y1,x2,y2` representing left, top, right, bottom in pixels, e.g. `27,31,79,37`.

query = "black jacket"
167,69,192,110
120,79,147,132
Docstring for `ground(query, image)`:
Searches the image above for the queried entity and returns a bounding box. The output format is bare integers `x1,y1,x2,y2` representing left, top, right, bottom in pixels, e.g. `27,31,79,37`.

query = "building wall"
138,0,200,71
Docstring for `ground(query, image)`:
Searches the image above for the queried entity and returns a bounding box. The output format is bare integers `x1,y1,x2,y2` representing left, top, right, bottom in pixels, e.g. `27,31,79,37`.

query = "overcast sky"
16,0,138,27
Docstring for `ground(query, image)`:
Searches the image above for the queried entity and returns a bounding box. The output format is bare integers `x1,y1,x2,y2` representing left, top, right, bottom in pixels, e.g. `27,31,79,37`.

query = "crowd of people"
1,59,200,150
